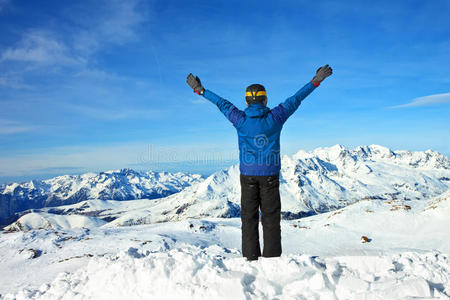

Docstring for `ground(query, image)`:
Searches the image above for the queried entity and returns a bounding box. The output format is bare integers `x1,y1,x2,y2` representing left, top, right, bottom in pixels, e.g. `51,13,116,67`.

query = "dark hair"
245,84,267,105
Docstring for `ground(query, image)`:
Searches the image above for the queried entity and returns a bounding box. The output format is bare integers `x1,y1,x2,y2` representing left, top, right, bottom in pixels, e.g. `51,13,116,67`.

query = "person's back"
186,65,332,260
237,100,282,176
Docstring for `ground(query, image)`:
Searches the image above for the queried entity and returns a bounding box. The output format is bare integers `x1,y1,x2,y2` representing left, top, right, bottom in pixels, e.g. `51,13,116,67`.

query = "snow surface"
7,248,449,300
1,190,449,299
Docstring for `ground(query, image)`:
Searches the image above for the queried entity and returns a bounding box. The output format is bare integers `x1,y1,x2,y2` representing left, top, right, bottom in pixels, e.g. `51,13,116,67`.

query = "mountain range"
3,144,449,230
0,169,203,226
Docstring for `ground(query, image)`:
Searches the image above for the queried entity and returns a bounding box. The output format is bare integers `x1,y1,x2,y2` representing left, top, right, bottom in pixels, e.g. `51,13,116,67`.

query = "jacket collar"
244,102,270,118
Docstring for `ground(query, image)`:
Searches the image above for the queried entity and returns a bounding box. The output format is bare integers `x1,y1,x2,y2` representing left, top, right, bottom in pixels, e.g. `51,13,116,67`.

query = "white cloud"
389,93,450,109
0,75,33,89
1,30,82,66
0,0,9,12
1,0,145,66
0,0,152,121
67,104,166,121
0,119,39,134
191,99,207,105
71,0,145,56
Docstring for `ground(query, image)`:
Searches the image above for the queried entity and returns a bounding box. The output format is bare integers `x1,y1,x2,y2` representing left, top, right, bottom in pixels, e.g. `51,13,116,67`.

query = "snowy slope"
1,190,449,298
4,145,449,230
3,212,107,231
0,168,203,225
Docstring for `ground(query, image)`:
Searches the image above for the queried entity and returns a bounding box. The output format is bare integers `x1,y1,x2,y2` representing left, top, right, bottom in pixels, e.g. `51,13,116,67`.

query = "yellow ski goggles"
245,91,267,97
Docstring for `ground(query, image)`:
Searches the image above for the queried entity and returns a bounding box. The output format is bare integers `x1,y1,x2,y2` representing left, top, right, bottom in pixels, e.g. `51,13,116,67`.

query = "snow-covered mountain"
0,168,203,226
5,145,449,230
281,144,449,214
98,144,450,225
165,144,449,221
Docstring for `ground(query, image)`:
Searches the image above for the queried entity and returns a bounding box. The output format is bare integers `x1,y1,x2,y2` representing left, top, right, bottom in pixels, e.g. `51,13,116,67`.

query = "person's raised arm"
186,73,244,127
270,65,333,125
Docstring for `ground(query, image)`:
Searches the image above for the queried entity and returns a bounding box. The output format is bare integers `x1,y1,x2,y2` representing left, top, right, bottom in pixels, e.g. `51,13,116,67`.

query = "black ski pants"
240,173,281,260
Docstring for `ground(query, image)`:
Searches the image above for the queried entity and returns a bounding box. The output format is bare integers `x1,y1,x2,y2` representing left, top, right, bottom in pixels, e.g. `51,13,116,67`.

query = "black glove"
186,73,205,95
312,64,333,86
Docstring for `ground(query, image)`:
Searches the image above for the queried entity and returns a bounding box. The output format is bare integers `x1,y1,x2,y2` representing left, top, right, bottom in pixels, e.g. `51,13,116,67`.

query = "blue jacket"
202,81,317,176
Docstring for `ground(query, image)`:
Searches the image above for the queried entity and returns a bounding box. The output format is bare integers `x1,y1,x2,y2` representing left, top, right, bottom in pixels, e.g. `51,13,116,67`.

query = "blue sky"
0,0,449,183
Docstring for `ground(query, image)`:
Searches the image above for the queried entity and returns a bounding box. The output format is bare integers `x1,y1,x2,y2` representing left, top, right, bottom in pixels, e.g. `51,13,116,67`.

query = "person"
186,65,333,261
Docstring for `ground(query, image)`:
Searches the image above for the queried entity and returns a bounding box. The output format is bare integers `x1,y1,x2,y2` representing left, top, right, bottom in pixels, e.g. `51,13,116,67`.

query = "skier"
186,65,333,261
